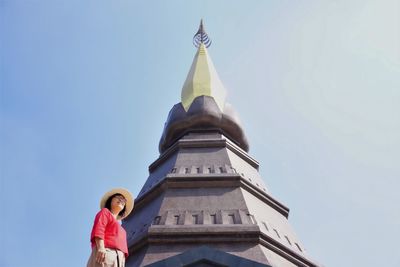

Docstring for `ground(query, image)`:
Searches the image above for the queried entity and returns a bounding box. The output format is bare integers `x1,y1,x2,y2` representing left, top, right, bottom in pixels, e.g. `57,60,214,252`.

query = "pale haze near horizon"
1,1,399,267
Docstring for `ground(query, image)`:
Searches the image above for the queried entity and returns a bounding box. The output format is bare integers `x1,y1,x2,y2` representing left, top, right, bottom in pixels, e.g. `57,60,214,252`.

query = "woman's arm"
90,209,110,264
94,237,106,264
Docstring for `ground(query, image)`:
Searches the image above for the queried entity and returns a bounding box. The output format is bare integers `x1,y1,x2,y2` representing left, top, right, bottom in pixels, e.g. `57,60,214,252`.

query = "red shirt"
90,208,129,257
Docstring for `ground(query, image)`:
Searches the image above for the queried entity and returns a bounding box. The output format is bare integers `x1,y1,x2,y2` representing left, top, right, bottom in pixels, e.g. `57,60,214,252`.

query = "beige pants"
87,248,125,267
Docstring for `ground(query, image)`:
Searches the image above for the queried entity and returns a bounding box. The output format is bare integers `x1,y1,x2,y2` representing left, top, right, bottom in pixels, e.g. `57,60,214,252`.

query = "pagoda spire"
192,19,212,48
181,20,227,111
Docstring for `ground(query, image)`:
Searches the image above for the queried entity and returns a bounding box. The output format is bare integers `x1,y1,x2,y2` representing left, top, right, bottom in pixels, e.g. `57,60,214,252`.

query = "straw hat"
100,188,134,220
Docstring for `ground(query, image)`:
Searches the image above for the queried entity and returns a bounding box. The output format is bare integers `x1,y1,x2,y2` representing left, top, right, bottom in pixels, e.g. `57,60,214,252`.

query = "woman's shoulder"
95,208,113,219
99,208,112,215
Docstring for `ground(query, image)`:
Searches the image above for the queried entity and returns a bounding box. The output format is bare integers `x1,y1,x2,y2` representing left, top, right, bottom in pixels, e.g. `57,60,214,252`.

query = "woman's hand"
95,248,106,264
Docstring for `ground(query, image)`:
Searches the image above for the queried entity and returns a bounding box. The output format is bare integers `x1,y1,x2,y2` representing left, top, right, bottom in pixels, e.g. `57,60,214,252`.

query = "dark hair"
105,193,126,218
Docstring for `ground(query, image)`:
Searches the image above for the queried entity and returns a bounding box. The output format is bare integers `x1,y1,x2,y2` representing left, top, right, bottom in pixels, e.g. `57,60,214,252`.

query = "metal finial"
193,19,212,48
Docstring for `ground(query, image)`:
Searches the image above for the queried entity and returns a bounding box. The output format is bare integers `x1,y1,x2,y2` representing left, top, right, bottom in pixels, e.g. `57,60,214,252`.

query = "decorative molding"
127,226,318,267
149,132,259,172
132,175,288,218
145,245,271,267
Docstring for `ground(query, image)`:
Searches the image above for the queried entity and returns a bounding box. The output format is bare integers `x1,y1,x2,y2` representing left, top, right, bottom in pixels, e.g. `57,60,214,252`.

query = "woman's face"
111,194,126,211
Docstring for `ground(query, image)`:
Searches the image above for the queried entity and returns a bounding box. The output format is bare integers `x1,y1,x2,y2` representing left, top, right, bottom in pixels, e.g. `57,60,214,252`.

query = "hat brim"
100,188,134,220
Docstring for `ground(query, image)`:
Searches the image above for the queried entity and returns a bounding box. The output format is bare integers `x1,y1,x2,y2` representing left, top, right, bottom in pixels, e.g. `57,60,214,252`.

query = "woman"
87,188,134,267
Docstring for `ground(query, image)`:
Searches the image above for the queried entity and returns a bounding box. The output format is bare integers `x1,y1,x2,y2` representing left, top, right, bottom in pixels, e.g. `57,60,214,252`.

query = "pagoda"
123,21,320,267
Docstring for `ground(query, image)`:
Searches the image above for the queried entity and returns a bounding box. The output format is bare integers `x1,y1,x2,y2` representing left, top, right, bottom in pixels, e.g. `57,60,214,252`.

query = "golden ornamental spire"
181,20,227,111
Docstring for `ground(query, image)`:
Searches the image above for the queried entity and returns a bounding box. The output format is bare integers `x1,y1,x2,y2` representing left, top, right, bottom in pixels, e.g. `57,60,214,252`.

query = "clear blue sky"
1,1,399,266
